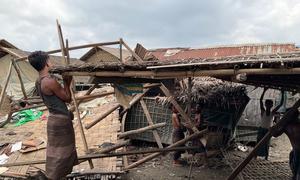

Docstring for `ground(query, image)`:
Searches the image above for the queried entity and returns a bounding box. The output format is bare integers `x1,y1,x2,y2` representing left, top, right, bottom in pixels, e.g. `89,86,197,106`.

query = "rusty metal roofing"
149,43,297,61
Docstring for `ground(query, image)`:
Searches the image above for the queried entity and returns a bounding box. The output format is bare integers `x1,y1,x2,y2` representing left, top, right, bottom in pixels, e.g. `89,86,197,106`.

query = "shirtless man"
28,51,78,179
257,89,284,160
273,108,300,180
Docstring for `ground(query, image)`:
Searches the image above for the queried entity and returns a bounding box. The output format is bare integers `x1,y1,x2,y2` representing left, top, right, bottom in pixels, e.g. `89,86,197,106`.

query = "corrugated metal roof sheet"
149,43,297,61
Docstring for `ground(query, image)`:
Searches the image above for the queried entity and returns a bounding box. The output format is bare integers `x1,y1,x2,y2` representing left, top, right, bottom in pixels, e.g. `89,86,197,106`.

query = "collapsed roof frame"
2,20,300,179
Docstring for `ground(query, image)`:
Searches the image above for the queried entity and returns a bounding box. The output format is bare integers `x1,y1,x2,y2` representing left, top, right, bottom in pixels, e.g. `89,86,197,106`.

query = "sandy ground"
123,134,293,180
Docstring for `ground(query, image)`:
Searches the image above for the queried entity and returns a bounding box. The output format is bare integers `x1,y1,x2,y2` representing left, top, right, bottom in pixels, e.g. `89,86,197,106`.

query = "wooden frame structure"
2,20,300,179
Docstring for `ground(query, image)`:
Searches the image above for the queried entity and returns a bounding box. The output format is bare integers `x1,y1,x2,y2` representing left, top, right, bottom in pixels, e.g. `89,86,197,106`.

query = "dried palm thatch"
157,77,249,109
176,77,248,108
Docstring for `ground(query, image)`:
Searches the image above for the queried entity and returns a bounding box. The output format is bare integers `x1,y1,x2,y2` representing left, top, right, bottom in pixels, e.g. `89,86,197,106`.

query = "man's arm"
46,76,73,103
272,90,284,113
260,88,267,113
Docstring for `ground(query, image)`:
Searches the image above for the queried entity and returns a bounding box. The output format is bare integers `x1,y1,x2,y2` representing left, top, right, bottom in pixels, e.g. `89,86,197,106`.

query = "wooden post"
140,100,163,148
227,99,300,180
159,84,199,133
56,19,67,65
120,38,143,63
119,38,123,63
187,77,192,117
93,140,130,154
0,61,13,109
125,129,208,170
118,123,166,139
69,84,98,112
121,112,129,168
56,21,94,169
85,103,121,129
11,60,27,99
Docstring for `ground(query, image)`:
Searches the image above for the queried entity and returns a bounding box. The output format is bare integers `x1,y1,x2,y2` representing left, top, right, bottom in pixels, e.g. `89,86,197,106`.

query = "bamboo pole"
11,60,27,99
0,146,203,167
56,20,67,65
119,38,123,63
15,41,121,62
75,91,114,101
93,140,130,154
62,67,300,78
125,129,208,170
56,22,94,169
69,84,98,112
0,61,13,109
85,103,121,129
159,84,199,133
227,99,300,180
121,112,129,168
120,38,143,63
118,123,166,139
140,100,163,148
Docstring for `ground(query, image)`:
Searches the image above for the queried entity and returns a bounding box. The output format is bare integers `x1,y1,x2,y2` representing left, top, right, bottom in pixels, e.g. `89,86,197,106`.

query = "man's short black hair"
28,51,49,71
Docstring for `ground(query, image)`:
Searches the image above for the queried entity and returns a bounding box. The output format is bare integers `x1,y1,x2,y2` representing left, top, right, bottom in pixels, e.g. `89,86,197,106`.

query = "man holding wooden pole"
28,51,78,180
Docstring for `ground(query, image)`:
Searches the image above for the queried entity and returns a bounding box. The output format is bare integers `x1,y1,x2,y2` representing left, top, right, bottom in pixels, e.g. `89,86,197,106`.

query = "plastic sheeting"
0,54,38,100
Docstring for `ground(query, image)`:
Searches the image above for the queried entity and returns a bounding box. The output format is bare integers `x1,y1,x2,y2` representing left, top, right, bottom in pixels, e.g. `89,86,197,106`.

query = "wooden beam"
0,61,13,109
75,91,114,101
121,112,129,168
140,100,163,148
118,123,166,139
69,84,98,112
92,140,130,154
0,146,203,167
159,84,198,133
125,129,208,170
120,38,143,63
120,38,123,63
62,68,300,78
11,60,27,99
56,20,67,65
15,41,121,62
85,103,121,129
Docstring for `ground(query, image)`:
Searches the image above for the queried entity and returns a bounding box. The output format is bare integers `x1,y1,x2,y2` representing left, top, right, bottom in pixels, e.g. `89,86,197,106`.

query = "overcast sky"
1,0,300,57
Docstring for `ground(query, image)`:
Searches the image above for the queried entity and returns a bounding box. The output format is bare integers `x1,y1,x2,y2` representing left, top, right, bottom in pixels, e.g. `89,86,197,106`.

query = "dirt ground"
123,134,292,180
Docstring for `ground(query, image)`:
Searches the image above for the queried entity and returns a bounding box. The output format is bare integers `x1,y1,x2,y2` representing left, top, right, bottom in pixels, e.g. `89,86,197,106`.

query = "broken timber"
0,146,203,167
118,123,166,139
125,129,208,170
0,61,13,108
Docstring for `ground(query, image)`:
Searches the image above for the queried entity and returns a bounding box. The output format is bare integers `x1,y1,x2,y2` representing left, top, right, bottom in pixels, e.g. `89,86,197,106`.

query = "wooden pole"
85,103,121,129
56,22,94,169
69,84,98,112
140,100,163,148
15,41,121,62
0,61,13,109
0,146,203,167
93,140,130,154
118,123,166,139
120,38,143,63
121,112,129,168
75,91,114,101
187,77,192,117
56,20,67,65
227,99,300,180
125,129,208,170
159,84,199,133
62,67,300,78
11,60,27,99
119,38,123,63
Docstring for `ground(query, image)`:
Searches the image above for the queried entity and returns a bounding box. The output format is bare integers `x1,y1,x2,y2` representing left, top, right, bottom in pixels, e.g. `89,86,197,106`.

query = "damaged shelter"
125,77,249,148
1,22,300,179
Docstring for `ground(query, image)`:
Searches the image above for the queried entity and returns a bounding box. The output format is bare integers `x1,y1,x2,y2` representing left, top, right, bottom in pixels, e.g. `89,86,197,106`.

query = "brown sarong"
46,113,78,180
